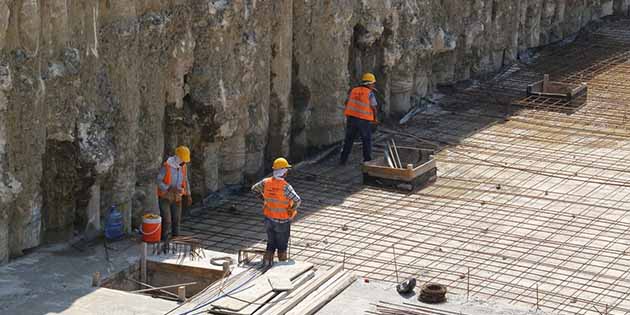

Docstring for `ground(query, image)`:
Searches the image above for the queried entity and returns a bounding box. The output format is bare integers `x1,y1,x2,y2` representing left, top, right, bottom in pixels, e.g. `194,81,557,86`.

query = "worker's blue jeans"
340,116,372,163
159,198,182,241
264,217,290,253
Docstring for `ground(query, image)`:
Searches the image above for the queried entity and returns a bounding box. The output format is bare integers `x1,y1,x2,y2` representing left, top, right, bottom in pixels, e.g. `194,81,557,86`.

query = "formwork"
183,18,630,314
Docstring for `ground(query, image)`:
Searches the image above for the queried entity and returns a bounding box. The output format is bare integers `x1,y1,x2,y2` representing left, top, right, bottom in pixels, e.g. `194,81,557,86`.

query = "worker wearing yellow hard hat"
340,72,378,165
251,157,301,267
156,145,192,243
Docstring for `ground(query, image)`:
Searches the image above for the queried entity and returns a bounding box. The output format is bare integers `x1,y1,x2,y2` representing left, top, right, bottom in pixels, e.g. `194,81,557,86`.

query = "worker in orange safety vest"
340,72,379,165
251,157,301,267
157,146,192,242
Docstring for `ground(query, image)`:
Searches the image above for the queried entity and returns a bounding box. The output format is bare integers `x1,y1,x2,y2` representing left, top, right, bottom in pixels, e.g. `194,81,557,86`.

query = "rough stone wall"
0,0,624,263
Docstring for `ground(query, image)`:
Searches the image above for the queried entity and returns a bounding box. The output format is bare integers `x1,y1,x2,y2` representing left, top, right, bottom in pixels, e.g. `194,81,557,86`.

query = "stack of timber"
175,262,354,315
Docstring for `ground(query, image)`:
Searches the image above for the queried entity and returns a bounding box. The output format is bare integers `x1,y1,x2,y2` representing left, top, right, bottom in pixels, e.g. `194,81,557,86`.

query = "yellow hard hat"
361,72,376,84
175,146,191,163
272,157,292,170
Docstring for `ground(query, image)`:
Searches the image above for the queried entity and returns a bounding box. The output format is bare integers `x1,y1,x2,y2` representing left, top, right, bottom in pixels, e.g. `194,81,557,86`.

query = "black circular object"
396,278,417,295
418,283,447,303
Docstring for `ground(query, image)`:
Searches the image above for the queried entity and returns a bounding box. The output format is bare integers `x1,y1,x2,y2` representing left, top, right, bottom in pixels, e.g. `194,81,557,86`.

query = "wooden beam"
264,264,343,315
177,286,186,302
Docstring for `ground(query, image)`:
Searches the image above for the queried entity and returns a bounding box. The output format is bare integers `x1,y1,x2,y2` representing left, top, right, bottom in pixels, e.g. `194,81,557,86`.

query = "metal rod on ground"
536,283,540,310
387,143,398,168
384,148,395,168
392,141,402,168
131,281,197,293
392,245,399,284
467,267,470,301
128,278,180,299
391,139,403,169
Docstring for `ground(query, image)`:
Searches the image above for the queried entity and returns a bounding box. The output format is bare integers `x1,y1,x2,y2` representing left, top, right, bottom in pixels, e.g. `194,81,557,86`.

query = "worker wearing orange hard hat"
340,72,378,165
157,146,192,241
251,157,301,267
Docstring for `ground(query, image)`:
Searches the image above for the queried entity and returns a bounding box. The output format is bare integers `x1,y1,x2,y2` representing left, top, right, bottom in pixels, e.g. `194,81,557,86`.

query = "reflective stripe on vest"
344,86,374,121
157,161,187,197
262,177,291,220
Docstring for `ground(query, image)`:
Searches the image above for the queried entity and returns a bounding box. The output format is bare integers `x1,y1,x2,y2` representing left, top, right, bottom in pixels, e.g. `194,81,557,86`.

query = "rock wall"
0,0,625,263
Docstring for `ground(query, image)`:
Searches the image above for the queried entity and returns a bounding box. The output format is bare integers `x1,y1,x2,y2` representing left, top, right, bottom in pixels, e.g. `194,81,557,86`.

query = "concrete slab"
44,288,176,315
317,279,548,315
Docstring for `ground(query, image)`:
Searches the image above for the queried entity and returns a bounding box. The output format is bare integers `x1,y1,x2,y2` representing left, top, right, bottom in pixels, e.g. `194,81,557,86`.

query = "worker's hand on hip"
371,119,379,125
288,208,298,220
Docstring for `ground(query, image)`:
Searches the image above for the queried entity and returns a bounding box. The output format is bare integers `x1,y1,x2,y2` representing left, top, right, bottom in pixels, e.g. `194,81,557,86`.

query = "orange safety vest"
157,161,187,198
262,177,292,220
344,86,374,121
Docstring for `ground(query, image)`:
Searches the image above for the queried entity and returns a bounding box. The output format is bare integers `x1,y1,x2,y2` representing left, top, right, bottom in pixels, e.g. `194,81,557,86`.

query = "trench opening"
101,260,224,301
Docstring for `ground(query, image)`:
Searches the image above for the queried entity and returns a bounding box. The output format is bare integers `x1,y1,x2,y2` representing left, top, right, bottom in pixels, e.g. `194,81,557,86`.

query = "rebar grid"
182,19,630,314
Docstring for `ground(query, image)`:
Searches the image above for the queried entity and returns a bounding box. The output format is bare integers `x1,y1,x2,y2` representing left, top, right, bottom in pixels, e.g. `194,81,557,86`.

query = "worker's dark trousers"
340,116,372,163
264,217,291,253
159,198,182,241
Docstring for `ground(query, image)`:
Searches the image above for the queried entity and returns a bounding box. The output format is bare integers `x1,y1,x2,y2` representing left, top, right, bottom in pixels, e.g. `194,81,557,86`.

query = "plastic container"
104,205,124,241
141,214,162,243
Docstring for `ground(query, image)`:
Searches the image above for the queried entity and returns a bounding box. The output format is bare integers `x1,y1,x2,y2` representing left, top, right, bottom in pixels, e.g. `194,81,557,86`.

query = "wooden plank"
210,262,312,311
253,271,315,315
178,286,186,302
412,160,437,177
211,276,273,311
286,272,356,315
264,261,313,281
363,166,415,181
263,264,343,315
268,276,293,291
147,261,221,280
210,291,277,315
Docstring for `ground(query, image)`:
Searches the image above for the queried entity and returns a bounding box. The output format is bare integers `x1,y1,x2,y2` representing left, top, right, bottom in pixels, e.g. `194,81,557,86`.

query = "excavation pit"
362,147,437,191
101,250,231,302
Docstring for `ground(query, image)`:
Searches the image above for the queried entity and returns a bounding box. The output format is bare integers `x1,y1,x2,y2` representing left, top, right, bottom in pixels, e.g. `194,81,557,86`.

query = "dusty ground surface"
182,17,630,315
0,238,171,314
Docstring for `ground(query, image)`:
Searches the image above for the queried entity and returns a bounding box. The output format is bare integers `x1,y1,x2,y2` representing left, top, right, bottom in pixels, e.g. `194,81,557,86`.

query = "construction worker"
340,72,378,165
157,146,192,242
251,157,301,266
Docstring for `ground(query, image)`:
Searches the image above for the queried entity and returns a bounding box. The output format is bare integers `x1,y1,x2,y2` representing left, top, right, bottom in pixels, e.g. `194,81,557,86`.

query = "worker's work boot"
263,251,274,267
278,251,288,262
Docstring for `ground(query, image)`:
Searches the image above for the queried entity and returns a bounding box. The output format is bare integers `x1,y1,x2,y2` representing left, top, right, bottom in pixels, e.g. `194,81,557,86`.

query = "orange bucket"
141,214,162,243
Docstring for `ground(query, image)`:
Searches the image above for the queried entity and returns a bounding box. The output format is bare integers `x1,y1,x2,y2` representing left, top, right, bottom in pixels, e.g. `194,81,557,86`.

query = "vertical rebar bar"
392,245,399,284
467,267,470,301
536,283,540,311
